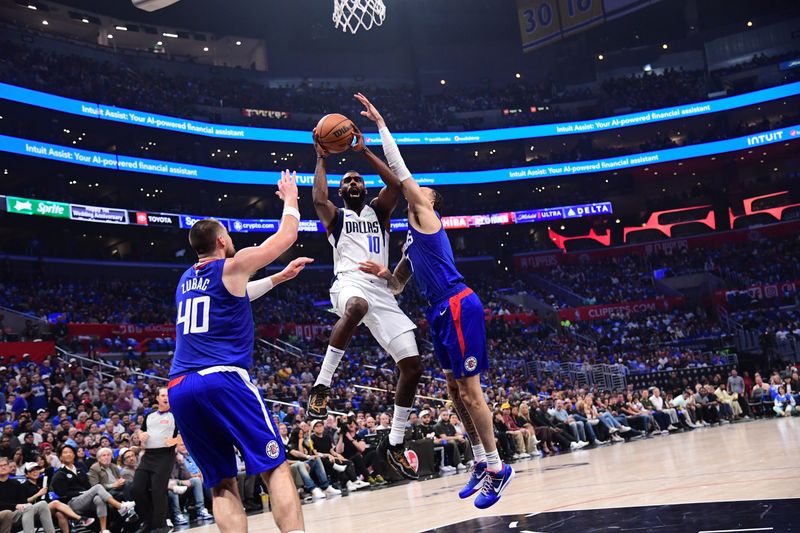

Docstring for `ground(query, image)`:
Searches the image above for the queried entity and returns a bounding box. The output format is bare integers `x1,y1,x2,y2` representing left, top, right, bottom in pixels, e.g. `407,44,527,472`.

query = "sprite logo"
6,196,69,218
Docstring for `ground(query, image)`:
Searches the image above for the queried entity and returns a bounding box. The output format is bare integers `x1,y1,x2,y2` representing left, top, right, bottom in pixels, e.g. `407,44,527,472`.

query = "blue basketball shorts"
427,287,489,379
168,366,285,488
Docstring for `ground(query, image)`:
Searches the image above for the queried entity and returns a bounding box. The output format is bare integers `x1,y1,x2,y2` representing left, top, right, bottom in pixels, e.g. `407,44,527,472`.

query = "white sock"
389,404,412,446
485,450,502,472
314,346,345,387
471,443,486,464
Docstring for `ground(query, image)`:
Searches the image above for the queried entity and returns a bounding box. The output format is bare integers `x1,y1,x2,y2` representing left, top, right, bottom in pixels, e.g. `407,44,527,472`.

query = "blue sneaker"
473,463,515,509
458,461,487,499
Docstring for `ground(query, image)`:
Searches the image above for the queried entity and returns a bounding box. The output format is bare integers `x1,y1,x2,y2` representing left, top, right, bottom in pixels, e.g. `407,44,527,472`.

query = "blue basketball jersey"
171,259,254,377
404,214,466,304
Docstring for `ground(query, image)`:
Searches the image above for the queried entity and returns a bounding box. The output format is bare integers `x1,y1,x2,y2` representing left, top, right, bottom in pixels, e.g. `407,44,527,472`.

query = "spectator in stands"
286,427,340,500
309,420,367,493
549,399,590,444
335,417,384,486
167,451,214,525
650,388,681,428
773,386,797,417
670,390,702,428
727,370,751,418
433,410,471,471
502,404,537,456
714,384,741,420
531,401,585,451
88,447,127,500
693,385,721,425
49,445,135,533
641,389,675,432
0,457,55,533
21,461,95,533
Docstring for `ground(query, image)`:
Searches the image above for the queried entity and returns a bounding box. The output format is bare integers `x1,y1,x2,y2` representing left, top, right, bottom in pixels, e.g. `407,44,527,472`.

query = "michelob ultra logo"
6,196,70,218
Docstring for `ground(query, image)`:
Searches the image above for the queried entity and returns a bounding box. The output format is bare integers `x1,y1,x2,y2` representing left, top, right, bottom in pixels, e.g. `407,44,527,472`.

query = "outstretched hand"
276,169,298,202
354,92,385,128
281,257,314,281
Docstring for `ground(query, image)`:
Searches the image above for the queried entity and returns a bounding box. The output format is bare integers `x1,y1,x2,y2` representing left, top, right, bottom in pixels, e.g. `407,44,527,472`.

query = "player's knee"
343,297,368,321
400,355,423,381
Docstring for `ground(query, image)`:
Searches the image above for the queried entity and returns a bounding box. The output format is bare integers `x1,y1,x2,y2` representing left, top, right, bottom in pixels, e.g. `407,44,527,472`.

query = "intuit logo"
746,131,783,146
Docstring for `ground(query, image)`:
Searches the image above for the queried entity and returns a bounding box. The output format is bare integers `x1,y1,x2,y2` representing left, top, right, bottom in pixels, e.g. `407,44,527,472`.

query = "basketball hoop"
333,0,386,34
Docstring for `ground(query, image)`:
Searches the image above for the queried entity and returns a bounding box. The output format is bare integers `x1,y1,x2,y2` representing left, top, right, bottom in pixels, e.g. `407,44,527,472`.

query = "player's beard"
344,189,366,212
225,242,236,258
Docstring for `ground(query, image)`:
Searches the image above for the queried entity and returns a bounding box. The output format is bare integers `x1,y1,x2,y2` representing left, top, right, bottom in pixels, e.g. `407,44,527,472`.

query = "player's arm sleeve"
140,415,148,432
378,127,412,182
247,276,275,302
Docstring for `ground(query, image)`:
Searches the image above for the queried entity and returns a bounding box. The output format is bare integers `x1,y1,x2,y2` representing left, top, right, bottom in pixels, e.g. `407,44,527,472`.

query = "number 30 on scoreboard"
516,0,605,53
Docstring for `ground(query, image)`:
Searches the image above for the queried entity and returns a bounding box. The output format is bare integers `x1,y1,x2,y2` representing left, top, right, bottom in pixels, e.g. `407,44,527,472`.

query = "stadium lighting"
440,79,446,85
746,21,753,27
235,40,242,46
41,20,48,25
157,41,163,46
107,34,113,39
203,46,209,52
27,4,37,10
115,25,128,31
661,43,668,50
515,73,521,79
163,32,179,38
81,18,90,23
598,54,604,60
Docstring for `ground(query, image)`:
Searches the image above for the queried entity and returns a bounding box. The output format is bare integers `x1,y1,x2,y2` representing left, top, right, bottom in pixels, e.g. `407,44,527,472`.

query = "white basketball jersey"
328,205,388,276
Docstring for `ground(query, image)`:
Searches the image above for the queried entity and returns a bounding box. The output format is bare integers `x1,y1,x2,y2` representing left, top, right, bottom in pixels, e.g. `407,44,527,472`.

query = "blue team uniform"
168,258,284,488
404,216,488,378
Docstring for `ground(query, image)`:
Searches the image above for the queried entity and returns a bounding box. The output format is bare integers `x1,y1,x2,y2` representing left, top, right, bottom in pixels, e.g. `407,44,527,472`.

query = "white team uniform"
328,204,417,360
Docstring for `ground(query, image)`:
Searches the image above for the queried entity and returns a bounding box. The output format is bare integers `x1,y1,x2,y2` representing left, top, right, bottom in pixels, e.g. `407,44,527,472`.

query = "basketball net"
333,0,386,34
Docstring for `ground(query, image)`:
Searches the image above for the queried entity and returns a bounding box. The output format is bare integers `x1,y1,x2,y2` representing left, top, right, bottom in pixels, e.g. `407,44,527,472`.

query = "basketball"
316,113,355,153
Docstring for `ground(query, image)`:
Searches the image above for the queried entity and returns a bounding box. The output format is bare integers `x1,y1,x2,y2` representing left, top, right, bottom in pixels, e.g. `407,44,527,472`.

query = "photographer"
309,420,368,492
335,417,385,485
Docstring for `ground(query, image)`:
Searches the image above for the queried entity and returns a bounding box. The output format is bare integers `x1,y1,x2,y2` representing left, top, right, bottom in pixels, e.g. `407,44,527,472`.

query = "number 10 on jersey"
368,236,381,254
177,295,210,334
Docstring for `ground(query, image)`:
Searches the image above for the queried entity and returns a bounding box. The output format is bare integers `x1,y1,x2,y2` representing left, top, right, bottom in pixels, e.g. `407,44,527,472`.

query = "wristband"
282,206,301,221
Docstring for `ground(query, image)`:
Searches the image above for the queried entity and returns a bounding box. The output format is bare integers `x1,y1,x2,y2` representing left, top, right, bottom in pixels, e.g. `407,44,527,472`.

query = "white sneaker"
311,487,326,500
101,530,111,533
611,434,624,442
667,425,677,431
324,486,342,498
333,462,347,473
456,463,468,473
512,453,521,459
620,425,632,432
608,427,619,434
439,466,457,476
660,430,669,435
569,441,582,451
596,440,608,445
355,479,370,489
518,452,531,459
166,519,173,528
118,502,136,516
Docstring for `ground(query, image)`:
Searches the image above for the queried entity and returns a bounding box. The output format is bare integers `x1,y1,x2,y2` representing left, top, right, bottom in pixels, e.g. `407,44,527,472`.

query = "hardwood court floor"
190,417,800,532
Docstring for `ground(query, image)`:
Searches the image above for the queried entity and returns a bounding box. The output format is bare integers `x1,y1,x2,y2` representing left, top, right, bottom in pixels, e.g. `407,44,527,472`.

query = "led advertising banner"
2,195,612,234
2,81,799,145
1,124,797,187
